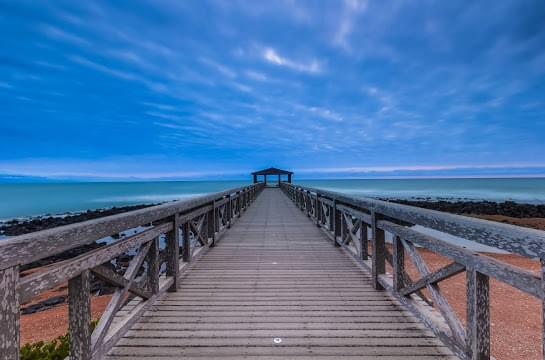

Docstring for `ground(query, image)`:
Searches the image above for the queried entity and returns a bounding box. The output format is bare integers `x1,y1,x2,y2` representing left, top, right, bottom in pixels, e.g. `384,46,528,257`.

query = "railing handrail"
282,182,545,259
0,184,256,270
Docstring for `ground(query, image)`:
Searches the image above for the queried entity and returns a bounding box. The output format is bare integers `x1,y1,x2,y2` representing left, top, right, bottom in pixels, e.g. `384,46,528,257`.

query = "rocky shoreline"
386,199,545,218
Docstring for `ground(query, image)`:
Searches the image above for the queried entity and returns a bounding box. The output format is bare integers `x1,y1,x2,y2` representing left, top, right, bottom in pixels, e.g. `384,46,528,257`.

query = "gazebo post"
278,174,281,186
253,174,257,184
264,175,267,186
288,174,292,183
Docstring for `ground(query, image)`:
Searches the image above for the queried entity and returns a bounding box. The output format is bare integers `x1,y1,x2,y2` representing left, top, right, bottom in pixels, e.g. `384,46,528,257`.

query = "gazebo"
251,167,293,186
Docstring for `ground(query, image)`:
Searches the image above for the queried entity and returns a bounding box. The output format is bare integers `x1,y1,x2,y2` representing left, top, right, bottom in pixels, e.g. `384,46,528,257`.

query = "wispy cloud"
333,0,368,51
262,47,321,74
39,24,89,46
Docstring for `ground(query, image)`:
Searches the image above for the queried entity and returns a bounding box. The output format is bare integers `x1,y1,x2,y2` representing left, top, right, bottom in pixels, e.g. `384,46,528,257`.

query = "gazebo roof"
251,167,293,175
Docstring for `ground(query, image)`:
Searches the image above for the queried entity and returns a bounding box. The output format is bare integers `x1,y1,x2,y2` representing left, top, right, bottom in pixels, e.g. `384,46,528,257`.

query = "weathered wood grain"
466,269,490,360
68,269,91,360
0,266,19,360
164,216,179,293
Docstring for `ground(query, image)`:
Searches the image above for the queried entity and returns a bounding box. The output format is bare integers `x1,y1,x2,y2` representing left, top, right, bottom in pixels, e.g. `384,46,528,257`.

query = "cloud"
333,0,368,51
39,24,89,46
262,47,321,74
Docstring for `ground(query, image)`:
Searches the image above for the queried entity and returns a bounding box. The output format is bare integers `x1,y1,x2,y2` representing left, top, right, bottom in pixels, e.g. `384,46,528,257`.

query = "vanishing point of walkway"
107,188,455,359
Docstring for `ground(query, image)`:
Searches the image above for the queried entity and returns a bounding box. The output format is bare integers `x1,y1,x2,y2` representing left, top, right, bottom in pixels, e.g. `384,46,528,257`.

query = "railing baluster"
208,202,215,246
334,200,341,247
182,221,191,262
359,219,368,260
371,211,385,290
0,266,20,360
542,259,545,360
68,269,91,360
392,235,404,291
166,215,180,292
315,194,321,227
147,237,160,294
466,269,490,360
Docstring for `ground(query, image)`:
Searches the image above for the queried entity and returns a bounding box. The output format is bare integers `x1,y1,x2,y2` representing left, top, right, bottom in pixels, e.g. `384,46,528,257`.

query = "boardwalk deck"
107,188,456,359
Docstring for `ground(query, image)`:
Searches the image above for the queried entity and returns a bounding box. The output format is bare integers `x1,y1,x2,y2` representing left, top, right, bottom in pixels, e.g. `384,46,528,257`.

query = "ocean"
1,178,545,220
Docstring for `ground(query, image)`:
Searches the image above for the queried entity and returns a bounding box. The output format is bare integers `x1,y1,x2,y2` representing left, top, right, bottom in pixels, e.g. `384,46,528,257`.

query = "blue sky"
1,0,544,179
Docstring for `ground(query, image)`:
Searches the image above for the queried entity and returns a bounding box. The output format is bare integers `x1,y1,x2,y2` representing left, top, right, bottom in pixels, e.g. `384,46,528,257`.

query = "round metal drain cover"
273,337,282,344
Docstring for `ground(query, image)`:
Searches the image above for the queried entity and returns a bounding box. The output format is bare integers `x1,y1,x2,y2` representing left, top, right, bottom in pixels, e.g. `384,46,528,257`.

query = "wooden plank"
0,266,19,360
68,269,91,360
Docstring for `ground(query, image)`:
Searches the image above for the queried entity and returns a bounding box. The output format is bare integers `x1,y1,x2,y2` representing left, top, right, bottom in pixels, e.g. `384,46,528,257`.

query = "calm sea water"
1,178,545,220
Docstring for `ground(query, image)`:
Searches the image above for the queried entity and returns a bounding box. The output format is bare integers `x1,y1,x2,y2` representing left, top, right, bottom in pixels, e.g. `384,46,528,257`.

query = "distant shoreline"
2,196,545,238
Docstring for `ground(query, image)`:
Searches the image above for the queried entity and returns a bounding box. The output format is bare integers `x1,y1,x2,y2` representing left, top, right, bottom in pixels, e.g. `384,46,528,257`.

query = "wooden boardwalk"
107,188,455,359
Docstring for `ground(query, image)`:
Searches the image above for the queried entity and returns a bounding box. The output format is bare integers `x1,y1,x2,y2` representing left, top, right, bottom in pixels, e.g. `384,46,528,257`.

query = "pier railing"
280,182,545,360
0,183,264,360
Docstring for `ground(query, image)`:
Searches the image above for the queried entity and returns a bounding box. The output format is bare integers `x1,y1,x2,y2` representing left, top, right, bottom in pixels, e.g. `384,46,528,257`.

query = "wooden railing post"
315,194,321,227
392,235,404,291
227,195,232,229
147,237,160,294
68,269,91,360
166,215,180,292
0,266,20,360
542,259,545,360
371,211,385,290
237,192,242,218
359,219,368,260
466,269,490,360
208,202,216,246
182,221,191,262
333,200,341,247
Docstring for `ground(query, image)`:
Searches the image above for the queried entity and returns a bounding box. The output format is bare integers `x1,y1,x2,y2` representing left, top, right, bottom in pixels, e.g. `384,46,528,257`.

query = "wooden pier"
2,177,545,360
107,188,454,359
